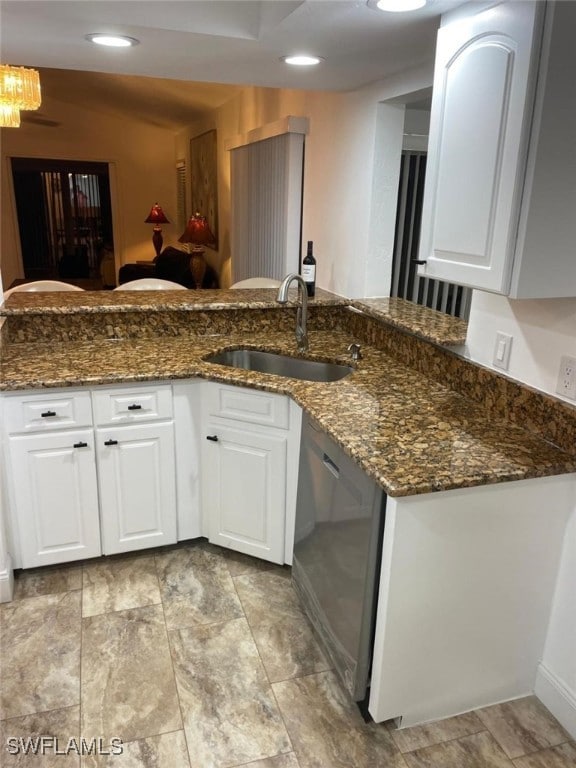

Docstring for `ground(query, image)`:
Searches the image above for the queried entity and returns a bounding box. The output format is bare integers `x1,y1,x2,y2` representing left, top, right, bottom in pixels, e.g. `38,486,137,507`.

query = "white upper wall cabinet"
418,1,576,298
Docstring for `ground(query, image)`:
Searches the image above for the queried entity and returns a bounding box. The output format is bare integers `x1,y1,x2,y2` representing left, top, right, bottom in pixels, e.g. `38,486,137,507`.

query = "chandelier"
0,65,42,128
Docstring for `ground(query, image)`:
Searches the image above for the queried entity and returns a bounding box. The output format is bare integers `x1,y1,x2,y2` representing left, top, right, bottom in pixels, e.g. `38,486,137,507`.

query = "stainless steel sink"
204,348,353,382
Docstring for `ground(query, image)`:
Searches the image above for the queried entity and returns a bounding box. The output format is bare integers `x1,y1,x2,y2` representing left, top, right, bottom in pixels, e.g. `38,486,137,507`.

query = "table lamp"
178,212,216,288
144,203,169,259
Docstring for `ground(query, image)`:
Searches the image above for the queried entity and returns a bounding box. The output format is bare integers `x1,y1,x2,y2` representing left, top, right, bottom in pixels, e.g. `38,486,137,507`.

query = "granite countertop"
0,287,346,315
2,328,574,498
352,297,468,346
1,291,468,348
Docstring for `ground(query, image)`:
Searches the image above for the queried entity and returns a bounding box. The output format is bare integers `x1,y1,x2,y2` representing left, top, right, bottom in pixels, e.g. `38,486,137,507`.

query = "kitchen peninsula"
1,288,575,727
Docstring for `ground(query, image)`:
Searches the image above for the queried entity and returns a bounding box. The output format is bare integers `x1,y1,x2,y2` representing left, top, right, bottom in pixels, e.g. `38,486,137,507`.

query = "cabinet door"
417,2,543,293
96,422,177,555
8,429,101,568
203,422,286,564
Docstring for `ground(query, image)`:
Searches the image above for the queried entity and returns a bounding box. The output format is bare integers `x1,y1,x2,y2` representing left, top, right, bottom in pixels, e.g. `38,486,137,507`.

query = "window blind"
230,132,304,282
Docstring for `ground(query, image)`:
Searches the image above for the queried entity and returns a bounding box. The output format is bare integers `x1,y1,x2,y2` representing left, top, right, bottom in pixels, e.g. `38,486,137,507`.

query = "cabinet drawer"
93,384,173,425
204,383,289,429
4,390,93,434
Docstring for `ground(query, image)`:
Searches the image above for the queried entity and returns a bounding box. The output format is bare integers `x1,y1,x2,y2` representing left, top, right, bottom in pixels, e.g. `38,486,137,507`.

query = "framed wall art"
190,129,219,250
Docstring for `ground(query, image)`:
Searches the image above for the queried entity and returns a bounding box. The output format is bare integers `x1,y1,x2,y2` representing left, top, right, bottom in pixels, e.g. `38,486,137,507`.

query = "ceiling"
1,0,469,129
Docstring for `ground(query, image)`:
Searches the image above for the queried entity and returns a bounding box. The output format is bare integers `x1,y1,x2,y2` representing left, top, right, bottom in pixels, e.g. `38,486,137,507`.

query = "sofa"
118,247,219,289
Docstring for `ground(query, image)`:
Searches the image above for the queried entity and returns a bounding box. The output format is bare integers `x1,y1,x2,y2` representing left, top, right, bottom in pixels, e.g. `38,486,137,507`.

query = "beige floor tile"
81,604,181,745
224,549,285,578
234,570,330,682
403,731,513,768
0,706,80,767
0,592,81,720
81,730,190,768
477,696,571,759
388,712,485,753
82,555,161,617
155,544,243,630
272,670,406,768
170,616,291,768
13,565,82,601
239,754,301,768
512,741,576,767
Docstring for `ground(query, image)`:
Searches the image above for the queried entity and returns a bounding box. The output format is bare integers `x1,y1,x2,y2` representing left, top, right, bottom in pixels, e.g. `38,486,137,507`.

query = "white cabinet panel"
204,422,287,564
93,384,172,425
418,1,542,293
369,475,574,726
204,383,290,429
4,390,93,434
96,422,177,555
8,429,101,567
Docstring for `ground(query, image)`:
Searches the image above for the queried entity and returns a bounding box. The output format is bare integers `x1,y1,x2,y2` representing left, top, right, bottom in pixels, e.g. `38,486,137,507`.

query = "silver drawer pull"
41,410,57,417
323,453,340,478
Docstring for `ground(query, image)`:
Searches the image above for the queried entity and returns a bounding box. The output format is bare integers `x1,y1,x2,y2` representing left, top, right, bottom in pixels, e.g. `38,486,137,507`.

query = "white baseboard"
0,553,14,603
535,662,576,740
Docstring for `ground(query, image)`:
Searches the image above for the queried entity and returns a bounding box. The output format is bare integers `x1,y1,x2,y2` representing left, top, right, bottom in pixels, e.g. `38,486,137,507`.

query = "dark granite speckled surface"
2,315,575,497
352,297,468,346
0,287,346,315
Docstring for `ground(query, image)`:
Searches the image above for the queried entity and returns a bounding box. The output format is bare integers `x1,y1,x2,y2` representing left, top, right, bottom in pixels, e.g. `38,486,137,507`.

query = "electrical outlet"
493,332,513,371
556,356,576,400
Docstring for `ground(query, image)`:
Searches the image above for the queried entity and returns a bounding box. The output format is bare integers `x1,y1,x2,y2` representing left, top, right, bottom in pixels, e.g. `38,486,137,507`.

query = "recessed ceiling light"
281,55,324,67
375,0,426,11
86,34,140,48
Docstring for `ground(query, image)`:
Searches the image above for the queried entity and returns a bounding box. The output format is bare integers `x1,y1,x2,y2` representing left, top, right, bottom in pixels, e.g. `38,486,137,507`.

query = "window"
391,151,471,320
11,158,113,280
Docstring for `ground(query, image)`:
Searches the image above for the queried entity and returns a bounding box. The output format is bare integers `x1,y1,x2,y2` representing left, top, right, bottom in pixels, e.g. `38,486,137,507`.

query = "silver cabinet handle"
323,453,340,478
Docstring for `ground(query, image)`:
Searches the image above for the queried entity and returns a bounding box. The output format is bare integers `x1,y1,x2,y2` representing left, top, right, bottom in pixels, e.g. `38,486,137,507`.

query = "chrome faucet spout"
276,273,309,352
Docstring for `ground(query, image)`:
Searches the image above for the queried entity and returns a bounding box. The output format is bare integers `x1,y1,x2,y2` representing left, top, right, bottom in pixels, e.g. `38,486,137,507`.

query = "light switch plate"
493,332,513,371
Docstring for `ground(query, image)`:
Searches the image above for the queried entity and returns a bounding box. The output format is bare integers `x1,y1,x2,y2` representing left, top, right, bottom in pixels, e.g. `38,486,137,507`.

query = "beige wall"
177,67,432,294
1,97,178,287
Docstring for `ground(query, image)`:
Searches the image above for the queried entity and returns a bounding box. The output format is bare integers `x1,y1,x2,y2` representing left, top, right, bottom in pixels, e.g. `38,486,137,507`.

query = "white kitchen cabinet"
418,1,576,298
2,389,101,568
7,428,101,568
3,383,178,567
93,383,177,555
200,382,301,565
96,421,177,555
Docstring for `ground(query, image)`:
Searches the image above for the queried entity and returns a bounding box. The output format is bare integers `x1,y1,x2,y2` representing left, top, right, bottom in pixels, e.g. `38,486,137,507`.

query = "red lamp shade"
178,212,215,247
144,203,169,225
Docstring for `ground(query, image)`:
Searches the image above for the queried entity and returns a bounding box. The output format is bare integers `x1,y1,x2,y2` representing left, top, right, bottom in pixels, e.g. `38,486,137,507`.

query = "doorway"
11,158,113,281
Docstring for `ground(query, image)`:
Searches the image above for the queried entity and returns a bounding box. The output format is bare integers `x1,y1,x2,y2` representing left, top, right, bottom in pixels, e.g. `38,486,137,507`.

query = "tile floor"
1,539,574,767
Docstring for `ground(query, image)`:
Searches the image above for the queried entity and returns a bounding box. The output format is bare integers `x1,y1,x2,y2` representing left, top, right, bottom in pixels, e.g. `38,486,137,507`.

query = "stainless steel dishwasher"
292,416,386,702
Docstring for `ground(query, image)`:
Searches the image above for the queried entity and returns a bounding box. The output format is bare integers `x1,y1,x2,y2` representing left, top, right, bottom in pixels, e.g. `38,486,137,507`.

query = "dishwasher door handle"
323,453,340,479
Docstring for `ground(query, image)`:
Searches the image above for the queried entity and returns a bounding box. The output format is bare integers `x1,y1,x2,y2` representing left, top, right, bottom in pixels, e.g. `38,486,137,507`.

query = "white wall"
465,290,576,737
1,98,178,287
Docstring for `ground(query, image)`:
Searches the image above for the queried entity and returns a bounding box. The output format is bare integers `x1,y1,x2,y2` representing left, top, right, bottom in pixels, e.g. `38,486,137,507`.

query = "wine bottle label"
302,264,316,282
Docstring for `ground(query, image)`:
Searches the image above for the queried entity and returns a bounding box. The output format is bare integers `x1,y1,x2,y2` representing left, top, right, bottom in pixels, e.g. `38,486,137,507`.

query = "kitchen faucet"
276,273,308,352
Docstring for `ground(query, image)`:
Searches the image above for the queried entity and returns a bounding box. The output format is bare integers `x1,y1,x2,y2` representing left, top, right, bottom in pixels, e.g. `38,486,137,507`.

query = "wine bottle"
302,240,316,297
